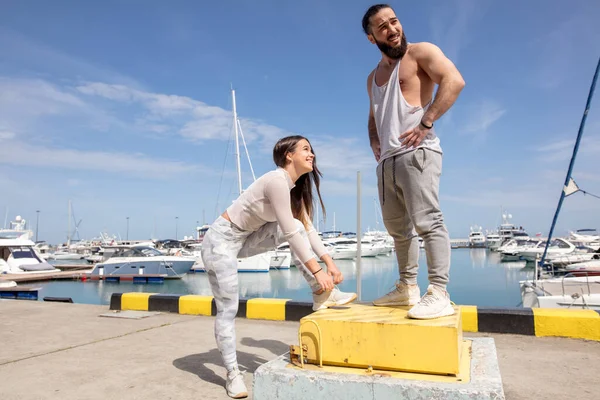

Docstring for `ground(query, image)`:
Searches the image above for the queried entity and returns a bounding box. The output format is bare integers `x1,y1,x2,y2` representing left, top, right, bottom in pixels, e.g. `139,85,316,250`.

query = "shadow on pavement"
240,337,290,357
173,348,270,387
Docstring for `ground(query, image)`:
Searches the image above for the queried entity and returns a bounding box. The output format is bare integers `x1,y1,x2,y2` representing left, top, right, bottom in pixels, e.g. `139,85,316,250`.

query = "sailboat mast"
540,57,600,268
67,200,71,246
232,89,242,196
333,212,336,232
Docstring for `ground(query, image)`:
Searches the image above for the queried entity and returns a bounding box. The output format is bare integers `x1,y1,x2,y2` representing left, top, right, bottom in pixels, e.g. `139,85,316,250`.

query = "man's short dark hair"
362,4,393,35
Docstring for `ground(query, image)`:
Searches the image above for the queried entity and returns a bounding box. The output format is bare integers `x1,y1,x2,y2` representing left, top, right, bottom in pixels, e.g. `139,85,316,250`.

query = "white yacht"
0,216,59,274
89,246,195,279
520,276,600,310
496,210,528,245
468,226,486,248
321,237,384,260
499,239,543,261
33,241,52,260
568,229,600,250
238,253,271,272
485,232,502,251
520,238,577,262
268,249,291,270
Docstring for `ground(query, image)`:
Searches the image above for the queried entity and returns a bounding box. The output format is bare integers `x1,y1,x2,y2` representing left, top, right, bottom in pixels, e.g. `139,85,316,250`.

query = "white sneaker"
372,281,420,306
407,285,455,319
226,367,248,399
312,287,357,311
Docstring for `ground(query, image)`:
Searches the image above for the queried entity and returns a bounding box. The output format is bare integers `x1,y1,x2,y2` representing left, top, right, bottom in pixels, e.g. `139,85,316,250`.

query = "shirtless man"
363,4,465,319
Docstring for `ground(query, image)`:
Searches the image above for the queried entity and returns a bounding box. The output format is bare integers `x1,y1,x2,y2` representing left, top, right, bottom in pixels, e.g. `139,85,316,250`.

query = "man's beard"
375,31,407,60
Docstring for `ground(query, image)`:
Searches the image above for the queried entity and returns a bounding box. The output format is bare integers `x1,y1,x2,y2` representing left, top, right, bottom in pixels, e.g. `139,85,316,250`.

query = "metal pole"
540,57,600,269
232,89,242,195
126,217,129,240
356,171,362,301
175,217,179,240
35,210,40,242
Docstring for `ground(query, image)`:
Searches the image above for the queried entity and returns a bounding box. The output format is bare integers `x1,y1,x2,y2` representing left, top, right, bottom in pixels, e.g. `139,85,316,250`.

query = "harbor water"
40,248,534,307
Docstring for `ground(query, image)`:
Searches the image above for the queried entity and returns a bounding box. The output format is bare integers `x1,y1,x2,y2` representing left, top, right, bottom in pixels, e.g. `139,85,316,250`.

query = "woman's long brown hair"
272,135,325,229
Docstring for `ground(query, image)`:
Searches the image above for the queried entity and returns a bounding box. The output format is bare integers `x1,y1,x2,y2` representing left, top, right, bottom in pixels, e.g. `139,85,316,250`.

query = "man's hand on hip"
400,124,430,149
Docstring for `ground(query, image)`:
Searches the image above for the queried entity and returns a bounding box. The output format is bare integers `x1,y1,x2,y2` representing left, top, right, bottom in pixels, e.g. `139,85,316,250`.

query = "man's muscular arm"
399,43,464,148
415,42,465,127
367,71,380,161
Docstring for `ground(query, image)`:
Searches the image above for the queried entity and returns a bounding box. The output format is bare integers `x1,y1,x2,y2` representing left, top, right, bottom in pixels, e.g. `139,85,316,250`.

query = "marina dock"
0,299,598,399
0,269,92,284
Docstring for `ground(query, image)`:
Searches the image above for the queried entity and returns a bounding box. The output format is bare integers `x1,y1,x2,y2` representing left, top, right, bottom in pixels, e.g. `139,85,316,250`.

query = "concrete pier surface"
0,300,598,400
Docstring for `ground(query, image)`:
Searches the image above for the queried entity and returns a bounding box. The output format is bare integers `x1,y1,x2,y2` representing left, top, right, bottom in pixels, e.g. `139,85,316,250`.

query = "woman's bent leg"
201,224,244,372
239,220,321,292
240,219,356,310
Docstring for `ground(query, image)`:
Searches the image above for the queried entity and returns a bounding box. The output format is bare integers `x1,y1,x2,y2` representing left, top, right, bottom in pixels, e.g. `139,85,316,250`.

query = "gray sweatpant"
377,147,451,289
200,216,320,372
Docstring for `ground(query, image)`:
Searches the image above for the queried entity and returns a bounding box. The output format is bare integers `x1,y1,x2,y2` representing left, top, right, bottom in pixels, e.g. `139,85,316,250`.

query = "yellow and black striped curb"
109,293,600,341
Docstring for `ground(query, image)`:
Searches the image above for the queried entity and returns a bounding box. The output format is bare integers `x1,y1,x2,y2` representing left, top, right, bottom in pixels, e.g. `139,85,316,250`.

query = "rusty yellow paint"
299,303,463,375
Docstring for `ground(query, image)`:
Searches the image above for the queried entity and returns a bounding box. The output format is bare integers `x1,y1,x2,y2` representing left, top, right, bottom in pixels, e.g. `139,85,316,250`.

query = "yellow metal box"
298,304,462,375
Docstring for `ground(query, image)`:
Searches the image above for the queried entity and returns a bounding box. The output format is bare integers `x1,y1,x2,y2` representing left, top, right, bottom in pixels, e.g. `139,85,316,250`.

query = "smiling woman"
200,135,357,398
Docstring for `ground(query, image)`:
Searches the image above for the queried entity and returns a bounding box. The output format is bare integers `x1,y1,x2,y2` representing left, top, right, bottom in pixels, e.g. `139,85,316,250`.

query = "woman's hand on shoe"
315,269,334,292
327,265,344,284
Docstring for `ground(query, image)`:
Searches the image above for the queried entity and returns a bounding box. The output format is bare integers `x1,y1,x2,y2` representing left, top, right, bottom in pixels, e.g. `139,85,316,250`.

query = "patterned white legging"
200,215,320,372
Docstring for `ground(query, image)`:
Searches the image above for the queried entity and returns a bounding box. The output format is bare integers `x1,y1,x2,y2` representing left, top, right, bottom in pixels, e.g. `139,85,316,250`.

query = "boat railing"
561,271,593,297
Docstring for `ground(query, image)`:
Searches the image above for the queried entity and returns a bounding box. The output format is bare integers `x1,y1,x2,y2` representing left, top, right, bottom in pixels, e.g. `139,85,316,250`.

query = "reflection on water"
40,249,534,308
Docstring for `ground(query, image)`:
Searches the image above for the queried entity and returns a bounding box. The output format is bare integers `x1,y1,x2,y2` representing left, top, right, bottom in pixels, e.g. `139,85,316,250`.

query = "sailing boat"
519,57,600,310
229,89,272,272
49,200,86,260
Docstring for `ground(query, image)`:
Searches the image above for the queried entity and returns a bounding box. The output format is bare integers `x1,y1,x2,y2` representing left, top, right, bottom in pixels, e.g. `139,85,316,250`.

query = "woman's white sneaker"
313,287,357,311
372,281,420,306
226,367,248,399
407,285,455,319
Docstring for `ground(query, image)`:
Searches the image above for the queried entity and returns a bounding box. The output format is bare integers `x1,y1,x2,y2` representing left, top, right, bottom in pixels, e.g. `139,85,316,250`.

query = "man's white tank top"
370,59,442,163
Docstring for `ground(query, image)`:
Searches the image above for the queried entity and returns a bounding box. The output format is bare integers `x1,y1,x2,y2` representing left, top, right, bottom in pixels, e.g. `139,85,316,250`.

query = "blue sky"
1,0,599,244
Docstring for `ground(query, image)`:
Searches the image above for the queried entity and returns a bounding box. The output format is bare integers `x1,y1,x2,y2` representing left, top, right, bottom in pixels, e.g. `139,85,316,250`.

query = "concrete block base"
253,337,505,400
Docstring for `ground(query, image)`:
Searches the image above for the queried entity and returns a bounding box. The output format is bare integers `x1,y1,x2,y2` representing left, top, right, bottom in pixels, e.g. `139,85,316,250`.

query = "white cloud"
77,83,198,116
0,131,16,140
0,141,203,179
460,100,506,135
310,136,376,180
429,0,490,64
76,82,294,144
0,78,127,135
535,135,600,162
179,119,232,141
0,78,86,116
0,78,378,187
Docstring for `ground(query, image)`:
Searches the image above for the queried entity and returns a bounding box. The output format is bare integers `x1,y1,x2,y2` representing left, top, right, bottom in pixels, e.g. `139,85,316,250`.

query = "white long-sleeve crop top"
226,168,328,263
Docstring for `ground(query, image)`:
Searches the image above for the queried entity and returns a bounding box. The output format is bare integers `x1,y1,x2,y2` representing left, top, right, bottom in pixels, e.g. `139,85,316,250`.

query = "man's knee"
383,217,415,239
412,210,445,236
